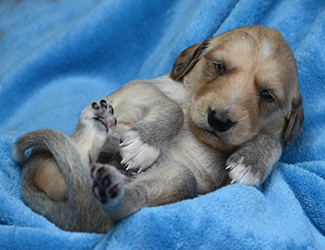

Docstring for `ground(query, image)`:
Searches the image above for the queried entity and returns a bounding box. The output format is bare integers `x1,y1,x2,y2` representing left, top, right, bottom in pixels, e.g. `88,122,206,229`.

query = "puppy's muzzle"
208,109,234,132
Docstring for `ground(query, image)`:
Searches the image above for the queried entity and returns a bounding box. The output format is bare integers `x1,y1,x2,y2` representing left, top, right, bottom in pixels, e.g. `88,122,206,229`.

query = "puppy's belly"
166,129,226,194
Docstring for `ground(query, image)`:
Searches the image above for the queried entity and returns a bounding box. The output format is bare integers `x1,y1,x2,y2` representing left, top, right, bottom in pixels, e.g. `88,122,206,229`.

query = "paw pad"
90,100,117,132
91,164,124,206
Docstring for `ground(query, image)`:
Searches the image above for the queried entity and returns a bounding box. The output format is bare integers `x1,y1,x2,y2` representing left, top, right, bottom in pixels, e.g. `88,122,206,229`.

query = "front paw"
91,163,125,208
226,149,273,187
226,134,282,186
119,130,160,173
226,156,263,186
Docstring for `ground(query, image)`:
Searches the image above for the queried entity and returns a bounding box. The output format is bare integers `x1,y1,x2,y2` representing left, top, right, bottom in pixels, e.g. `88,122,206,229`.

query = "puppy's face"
171,26,304,151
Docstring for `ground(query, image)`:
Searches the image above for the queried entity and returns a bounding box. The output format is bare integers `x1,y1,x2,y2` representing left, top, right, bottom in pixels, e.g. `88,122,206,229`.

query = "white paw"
226,157,262,186
120,130,160,173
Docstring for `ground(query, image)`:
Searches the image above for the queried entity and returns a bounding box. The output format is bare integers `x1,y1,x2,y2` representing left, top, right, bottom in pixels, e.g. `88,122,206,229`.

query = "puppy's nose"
208,110,234,132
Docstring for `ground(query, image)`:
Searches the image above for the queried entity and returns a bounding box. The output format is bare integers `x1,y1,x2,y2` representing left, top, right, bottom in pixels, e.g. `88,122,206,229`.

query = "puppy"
12,25,304,233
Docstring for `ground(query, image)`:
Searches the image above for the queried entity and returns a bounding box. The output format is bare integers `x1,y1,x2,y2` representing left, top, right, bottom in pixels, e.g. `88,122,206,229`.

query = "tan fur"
13,25,303,233
171,26,303,150
36,160,67,201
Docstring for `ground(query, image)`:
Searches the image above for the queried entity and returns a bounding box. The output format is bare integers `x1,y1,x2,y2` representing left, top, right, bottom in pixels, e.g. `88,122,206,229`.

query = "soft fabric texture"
1,0,325,249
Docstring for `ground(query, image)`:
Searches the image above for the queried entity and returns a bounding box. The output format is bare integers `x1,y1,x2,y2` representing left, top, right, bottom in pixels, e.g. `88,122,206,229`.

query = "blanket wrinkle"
281,163,325,235
1,0,325,249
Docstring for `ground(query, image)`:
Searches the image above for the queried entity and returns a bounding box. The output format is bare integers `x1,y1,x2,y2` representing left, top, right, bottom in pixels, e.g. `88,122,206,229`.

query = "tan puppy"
12,25,303,233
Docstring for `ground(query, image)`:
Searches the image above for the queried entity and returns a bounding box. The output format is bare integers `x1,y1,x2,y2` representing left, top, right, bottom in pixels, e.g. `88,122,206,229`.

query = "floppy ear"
283,95,304,147
170,38,211,81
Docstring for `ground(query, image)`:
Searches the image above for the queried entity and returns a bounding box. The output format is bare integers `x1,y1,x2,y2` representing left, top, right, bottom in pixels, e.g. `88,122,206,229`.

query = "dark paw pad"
91,100,117,132
91,164,124,205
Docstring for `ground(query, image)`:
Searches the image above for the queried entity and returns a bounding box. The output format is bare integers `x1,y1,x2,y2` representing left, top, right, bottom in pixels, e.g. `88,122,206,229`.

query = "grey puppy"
12,26,303,233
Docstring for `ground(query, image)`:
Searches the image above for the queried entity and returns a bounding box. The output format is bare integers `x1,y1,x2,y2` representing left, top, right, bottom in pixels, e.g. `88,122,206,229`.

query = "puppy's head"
171,26,303,151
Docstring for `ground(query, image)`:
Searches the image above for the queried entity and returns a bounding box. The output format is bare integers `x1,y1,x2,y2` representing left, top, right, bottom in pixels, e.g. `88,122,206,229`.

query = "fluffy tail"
12,129,113,232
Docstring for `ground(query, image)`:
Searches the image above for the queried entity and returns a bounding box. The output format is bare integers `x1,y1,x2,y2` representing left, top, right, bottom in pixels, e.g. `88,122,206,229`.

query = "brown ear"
170,38,211,81
283,95,304,147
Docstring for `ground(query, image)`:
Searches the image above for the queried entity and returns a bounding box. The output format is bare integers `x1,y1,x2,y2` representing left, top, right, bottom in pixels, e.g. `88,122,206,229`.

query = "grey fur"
14,129,113,232
226,133,282,186
12,26,303,233
12,99,116,233
13,77,283,232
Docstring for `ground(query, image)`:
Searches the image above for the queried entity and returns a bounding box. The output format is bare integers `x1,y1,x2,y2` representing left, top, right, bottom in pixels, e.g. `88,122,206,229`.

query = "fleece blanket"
1,0,325,249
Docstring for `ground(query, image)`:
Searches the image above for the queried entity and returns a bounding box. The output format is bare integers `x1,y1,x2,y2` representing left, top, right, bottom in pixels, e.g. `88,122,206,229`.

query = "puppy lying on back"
12,25,304,233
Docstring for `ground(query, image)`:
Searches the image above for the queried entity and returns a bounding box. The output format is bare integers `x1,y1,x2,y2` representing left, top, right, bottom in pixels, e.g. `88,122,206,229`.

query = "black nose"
208,110,234,132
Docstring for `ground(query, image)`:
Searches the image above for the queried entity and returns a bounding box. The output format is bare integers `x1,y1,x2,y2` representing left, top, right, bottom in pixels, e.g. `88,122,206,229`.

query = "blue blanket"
1,0,325,249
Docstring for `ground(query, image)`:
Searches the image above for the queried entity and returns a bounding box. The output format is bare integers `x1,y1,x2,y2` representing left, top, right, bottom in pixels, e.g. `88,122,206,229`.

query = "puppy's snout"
208,110,234,132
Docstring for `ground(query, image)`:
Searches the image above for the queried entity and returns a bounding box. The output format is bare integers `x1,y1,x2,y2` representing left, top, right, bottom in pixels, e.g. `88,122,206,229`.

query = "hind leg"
91,163,126,208
72,99,117,162
91,161,198,222
32,99,116,201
